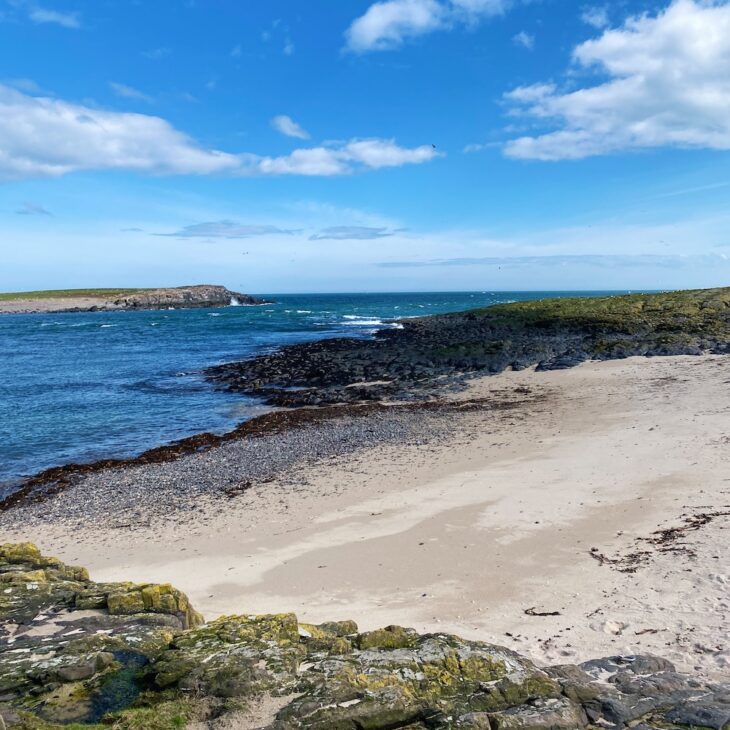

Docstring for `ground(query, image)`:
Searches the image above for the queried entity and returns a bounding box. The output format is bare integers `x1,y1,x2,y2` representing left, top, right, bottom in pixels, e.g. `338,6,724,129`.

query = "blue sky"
1,0,730,293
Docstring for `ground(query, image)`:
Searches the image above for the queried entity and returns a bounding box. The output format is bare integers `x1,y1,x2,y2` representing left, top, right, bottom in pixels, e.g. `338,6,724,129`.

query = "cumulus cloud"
345,0,508,52
158,221,298,239
309,226,398,240
110,82,154,103
0,85,438,180
512,30,534,49
15,201,51,215
253,138,439,176
0,84,241,179
581,5,609,29
271,114,310,139
504,0,730,160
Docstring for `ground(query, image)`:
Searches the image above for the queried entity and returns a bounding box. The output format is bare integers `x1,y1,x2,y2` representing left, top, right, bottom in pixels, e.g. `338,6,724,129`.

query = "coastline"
0,284,268,314
4,354,729,680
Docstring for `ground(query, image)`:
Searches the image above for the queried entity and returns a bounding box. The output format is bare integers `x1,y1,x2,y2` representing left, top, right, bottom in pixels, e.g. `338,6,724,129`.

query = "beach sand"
4,355,729,679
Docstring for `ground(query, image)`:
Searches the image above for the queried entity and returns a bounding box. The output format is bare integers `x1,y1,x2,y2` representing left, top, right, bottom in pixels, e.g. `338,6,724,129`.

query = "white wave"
229,297,241,306
343,318,384,326
296,310,312,314
208,313,222,317
100,324,116,328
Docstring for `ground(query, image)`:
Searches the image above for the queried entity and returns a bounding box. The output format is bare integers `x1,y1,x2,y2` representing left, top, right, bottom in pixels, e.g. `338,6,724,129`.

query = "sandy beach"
3,354,728,681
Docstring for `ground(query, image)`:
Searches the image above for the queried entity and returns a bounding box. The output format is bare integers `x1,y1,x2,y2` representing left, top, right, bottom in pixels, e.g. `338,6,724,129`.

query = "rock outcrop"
208,286,730,406
1,544,728,729
0,285,268,314
107,285,267,310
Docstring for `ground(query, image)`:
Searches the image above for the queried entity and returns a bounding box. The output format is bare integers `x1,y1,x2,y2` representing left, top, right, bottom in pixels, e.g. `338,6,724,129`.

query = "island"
0,284,268,314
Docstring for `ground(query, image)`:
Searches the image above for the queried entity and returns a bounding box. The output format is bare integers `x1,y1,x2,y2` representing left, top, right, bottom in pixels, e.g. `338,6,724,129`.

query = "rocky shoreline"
207,287,730,407
0,285,268,314
0,390,537,519
1,543,728,730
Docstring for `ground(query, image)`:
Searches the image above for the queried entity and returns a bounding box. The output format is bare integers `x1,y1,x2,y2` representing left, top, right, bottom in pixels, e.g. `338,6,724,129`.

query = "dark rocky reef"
1,544,728,729
208,287,730,406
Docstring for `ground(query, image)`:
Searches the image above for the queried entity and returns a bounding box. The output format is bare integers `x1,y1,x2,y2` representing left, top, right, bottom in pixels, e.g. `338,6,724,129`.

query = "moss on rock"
1,544,728,730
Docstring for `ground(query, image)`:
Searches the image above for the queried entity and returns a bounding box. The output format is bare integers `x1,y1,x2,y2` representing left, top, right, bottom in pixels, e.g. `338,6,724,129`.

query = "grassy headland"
0,285,266,313
0,288,149,301
208,287,730,405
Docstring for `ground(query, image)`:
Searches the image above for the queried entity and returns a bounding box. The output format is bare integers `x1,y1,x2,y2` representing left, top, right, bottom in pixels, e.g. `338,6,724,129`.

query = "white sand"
5,355,729,678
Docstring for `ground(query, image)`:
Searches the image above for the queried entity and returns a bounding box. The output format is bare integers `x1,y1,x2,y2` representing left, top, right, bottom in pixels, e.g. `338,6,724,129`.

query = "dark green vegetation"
0,289,149,301
209,287,730,406
1,544,727,729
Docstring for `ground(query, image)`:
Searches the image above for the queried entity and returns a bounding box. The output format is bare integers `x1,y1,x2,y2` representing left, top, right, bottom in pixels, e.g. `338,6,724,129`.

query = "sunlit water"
0,291,621,486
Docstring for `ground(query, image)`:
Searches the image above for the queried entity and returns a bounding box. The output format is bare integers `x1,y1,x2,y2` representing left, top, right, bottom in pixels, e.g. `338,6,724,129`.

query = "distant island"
0,284,268,314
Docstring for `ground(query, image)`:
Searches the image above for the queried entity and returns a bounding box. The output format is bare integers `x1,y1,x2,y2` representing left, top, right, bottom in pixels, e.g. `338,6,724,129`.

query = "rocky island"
0,285,268,314
1,543,728,730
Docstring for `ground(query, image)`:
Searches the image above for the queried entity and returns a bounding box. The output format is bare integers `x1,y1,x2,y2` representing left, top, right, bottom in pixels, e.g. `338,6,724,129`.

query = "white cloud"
512,30,534,49
27,6,80,28
0,85,438,180
109,82,154,103
310,226,397,240
254,139,439,176
158,221,297,239
344,0,508,52
271,114,310,139
504,0,730,161
0,84,244,179
581,5,609,29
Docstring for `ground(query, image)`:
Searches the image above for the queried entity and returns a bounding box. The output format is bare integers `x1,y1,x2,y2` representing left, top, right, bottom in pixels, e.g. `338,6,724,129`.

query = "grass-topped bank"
469,287,729,335
208,286,730,406
0,288,151,301
1,543,727,730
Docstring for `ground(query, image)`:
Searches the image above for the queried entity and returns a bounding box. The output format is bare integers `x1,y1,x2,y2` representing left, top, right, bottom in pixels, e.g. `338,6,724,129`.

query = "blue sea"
0,291,621,488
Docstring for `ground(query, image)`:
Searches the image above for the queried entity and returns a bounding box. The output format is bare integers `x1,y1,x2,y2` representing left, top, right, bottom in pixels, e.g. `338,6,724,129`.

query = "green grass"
0,288,152,301
468,286,730,335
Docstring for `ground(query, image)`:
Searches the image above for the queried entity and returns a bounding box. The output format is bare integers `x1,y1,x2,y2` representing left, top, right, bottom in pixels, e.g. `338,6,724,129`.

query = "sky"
1,0,730,293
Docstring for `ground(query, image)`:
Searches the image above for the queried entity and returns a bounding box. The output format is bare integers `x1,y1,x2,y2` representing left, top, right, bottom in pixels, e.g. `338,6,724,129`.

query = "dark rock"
206,288,730,408
2,543,729,730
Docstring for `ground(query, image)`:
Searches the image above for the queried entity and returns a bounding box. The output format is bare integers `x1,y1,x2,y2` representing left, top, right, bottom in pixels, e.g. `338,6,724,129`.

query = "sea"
0,291,622,490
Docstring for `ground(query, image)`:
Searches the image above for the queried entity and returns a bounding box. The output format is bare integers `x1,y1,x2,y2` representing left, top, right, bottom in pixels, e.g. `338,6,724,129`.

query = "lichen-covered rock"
106,582,202,629
356,624,419,650
1,544,729,730
275,633,560,729
153,613,305,697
